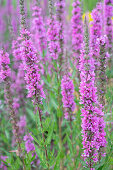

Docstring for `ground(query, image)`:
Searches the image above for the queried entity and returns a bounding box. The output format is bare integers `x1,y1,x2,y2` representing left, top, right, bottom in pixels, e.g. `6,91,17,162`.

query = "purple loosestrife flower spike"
79,17,106,167
71,0,83,70
61,73,75,120
0,50,23,157
20,29,45,102
56,0,65,75
79,17,100,168
32,2,47,53
0,50,11,80
96,36,107,106
19,1,49,165
96,36,107,161
47,0,61,60
19,0,26,29
104,0,113,55
90,2,102,70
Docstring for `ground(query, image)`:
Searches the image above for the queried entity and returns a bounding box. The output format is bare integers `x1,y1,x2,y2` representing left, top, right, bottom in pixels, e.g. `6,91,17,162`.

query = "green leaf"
45,120,54,145
34,144,48,169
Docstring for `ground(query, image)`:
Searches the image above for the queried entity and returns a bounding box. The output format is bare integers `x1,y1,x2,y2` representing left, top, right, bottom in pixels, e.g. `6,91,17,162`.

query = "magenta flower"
79,41,106,166
47,15,61,60
71,0,83,69
61,74,75,120
56,0,65,67
104,0,113,54
32,4,47,53
79,44,99,166
90,2,102,68
0,50,11,81
20,29,45,101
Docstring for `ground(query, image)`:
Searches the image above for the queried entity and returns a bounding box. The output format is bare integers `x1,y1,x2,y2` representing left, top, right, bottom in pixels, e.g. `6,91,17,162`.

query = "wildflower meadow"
0,0,113,169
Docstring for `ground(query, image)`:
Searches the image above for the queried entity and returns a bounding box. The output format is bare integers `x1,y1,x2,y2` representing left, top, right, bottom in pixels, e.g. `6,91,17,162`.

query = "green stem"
37,106,50,170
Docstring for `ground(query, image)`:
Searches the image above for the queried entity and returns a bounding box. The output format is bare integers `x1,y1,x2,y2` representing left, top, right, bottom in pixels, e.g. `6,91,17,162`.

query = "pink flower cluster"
90,2,102,66
71,0,83,68
0,50,11,81
20,29,45,101
32,5,47,53
56,0,65,57
61,74,75,119
104,0,113,53
47,16,61,60
79,43,106,166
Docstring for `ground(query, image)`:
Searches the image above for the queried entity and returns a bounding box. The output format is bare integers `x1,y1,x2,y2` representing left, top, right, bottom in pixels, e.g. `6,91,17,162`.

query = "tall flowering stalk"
19,0,49,168
61,51,76,167
20,29,45,102
71,0,83,71
0,50,23,158
96,36,108,161
47,0,60,60
90,2,102,75
79,18,106,168
19,0,26,29
97,36,107,106
61,73,75,120
55,2,65,169
32,1,47,53
61,51,75,120
56,0,65,74
20,28,50,169
104,0,113,55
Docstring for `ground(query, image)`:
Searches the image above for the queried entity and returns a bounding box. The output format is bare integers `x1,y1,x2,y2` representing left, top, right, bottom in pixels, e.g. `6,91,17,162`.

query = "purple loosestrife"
96,36,107,160
90,2,102,73
97,36,108,105
19,1,49,167
20,28,50,168
79,18,106,167
0,50,22,157
79,43,100,167
19,0,26,29
71,0,83,70
56,0,65,73
47,1,60,61
104,0,113,55
20,29,45,101
61,74,75,120
32,3,47,53
0,50,11,80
